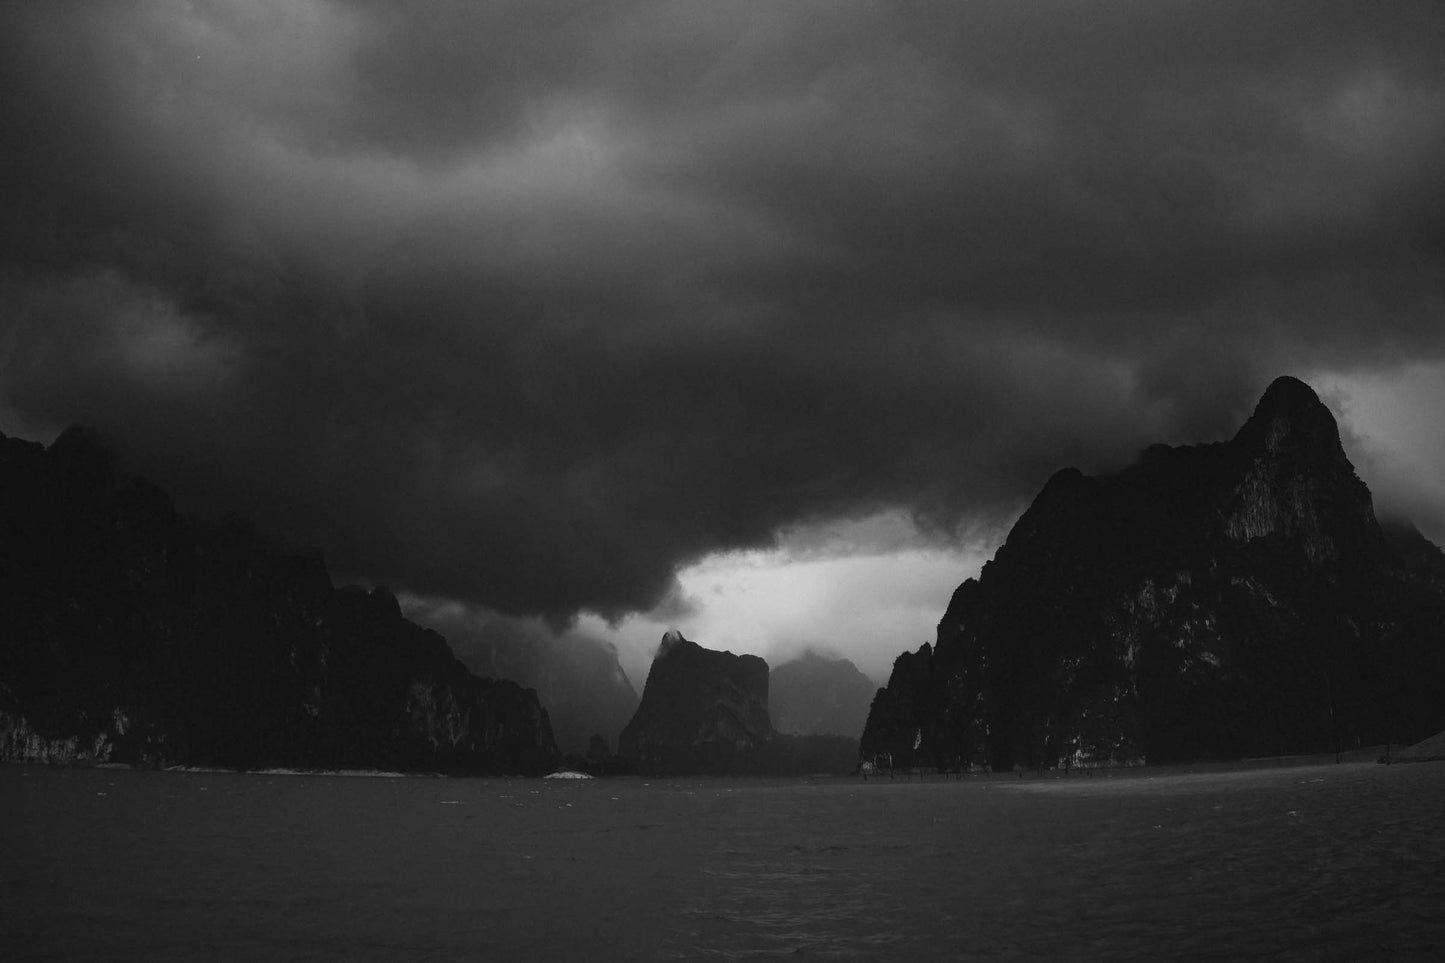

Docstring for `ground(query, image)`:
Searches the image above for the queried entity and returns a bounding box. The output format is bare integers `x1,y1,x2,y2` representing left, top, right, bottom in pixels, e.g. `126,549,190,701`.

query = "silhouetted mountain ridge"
0,426,559,774
618,632,858,775
618,631,774,773
862,376,1445,771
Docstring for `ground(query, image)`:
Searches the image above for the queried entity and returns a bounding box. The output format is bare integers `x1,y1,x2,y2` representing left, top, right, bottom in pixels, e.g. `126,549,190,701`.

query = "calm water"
3,760,1442,960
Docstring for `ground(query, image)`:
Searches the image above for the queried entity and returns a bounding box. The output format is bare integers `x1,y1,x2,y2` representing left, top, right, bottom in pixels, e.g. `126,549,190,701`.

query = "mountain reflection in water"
4,760,1442,960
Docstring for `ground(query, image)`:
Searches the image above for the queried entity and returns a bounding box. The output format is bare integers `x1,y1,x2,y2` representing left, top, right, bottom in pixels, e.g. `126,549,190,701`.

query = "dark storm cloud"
3,2,1444,618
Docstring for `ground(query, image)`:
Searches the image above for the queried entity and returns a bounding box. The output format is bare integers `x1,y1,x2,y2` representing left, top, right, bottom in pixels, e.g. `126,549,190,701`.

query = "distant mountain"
618,630,774,774
0,426,559,774
437,617,639,755
769,651,876,738
862,376,1445,771
618,631,858,776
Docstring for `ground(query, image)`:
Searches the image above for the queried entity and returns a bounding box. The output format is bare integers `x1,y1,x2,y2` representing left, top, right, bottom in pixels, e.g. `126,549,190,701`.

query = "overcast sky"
3,2,1443,683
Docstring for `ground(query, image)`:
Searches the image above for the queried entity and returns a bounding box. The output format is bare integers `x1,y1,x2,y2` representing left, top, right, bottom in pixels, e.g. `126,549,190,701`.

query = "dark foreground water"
3,759,1442,960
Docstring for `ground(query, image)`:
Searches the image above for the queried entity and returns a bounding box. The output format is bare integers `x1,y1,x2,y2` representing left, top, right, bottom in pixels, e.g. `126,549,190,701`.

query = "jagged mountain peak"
619,633,774,774
1257,373,1320,408
0,427,560,773
658,627,689,655
862,374,1445,772
1233,374,1345,462
45,424,120,483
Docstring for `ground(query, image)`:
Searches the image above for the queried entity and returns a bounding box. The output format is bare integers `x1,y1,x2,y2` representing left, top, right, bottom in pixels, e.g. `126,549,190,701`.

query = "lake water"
3,759,1442,960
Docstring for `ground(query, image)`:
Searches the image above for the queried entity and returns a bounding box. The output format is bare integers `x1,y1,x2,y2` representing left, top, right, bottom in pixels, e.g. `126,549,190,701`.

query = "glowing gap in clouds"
579,511,995,688
586,364,1445,692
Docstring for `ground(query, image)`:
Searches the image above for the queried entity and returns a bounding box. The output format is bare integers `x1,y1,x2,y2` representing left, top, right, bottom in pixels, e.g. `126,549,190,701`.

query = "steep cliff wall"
862,377,1445,771
617,630,775,774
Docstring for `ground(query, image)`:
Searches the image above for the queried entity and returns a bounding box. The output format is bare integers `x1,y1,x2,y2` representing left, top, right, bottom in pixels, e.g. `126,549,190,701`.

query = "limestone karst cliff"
861,376,1445,771
616,631,861,775
617,630,776,774
0,426,559,774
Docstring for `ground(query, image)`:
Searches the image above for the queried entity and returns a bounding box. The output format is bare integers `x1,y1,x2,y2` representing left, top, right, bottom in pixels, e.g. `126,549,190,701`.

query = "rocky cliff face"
862,376,1445,771
0,427,559,774
617,630,775,774
769,652,876,738
617,632,861,775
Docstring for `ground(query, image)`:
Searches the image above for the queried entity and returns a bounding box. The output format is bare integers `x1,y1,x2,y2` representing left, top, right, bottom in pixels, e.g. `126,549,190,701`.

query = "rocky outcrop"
617,630,775,774
862,376,1445,771
769,651,877,738
617,632,863,775
0,426,559,774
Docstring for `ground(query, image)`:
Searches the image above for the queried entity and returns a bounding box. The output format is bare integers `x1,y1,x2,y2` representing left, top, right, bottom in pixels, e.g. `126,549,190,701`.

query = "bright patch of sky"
592,363,1445,692
579,509,997,689
1316,360,1445,542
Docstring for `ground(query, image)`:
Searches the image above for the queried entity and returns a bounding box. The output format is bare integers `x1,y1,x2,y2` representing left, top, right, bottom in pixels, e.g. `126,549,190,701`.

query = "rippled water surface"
4,760,1442,960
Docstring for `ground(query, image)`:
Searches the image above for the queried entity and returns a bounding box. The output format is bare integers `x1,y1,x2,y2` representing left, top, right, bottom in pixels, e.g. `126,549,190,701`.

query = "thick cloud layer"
3,2,1443,621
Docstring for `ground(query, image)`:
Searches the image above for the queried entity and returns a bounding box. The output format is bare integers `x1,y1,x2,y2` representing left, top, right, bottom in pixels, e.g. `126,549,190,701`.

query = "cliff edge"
862,376,1445,771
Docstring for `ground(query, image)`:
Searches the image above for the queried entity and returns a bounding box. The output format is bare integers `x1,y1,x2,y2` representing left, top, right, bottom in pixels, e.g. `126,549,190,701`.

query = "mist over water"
5,761,1442,959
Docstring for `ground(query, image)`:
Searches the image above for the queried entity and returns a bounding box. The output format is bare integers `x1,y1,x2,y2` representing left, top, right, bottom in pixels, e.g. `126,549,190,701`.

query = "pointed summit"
620,633,774,774
1256,374,1320,409
861,374,1445,772
46,424,119,485
1222,376,1373,564
1233,375,1345,463
658,628,688,655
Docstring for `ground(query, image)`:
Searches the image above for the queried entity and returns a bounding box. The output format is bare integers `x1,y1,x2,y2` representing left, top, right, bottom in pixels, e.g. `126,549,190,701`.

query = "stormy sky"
3,2,1443,682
